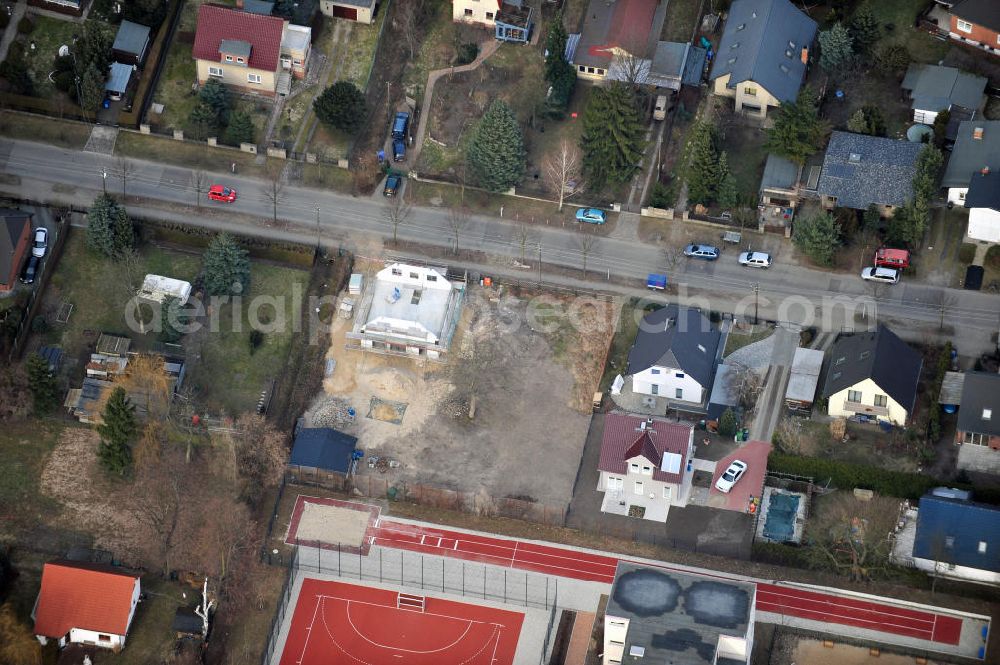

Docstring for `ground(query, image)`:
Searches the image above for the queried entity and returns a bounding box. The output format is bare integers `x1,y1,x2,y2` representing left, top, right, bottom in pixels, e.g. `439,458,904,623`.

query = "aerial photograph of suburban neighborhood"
2,0,1000,663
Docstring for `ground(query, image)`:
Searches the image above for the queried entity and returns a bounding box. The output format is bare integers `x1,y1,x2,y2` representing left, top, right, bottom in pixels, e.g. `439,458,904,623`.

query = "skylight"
848,153,861,163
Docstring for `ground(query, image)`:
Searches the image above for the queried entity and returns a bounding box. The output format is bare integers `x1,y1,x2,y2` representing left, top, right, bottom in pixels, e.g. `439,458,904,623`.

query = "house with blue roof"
911,490,1000,586
287,427,359,487
709,0,817,118
817,132,923,216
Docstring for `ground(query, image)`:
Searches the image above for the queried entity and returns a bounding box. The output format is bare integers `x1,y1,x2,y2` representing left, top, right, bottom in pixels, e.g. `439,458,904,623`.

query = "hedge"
768,452,1000,505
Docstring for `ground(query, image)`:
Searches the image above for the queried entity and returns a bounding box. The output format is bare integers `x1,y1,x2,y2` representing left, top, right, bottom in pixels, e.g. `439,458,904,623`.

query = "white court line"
296,594,324,665
342,599,475,654
314,593,509,628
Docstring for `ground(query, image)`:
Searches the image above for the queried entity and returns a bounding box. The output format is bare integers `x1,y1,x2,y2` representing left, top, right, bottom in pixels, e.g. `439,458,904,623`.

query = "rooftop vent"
697,343,706,353
973,126,984,140
629,645,646,658
982,166,991,176
779,63,789,73
849,153,861,163
984,408,993,421
736,23,745,31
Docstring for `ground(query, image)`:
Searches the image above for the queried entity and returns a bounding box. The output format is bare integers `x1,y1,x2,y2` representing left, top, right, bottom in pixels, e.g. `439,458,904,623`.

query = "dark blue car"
393,139,406,162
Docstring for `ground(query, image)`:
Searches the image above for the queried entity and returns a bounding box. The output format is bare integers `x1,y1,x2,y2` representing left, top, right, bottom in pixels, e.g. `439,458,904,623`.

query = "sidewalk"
0,1,26,64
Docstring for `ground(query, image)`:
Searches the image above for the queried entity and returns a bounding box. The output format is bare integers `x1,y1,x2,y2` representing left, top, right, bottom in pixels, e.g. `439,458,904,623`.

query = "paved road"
1,138,999,350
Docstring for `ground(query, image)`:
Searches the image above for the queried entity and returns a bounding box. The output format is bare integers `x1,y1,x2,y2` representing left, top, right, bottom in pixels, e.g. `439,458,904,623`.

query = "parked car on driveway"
20,255,40,284
715,460,748,493
383,174,402,197
684,244,720,260
575,208,606,224
31,227,48,258
738,251,772,268
861,266,900,284
392,139,406,162
208,185,237,203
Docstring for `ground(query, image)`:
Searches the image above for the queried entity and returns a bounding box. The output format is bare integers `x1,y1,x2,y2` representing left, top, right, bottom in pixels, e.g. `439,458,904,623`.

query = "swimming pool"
763,492,800,543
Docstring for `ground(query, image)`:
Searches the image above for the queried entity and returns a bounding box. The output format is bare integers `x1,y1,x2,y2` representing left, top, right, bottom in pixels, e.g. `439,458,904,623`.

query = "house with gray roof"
112,20,151,66
955,371,1000,475
709,0,816,118
602,562,755,665
901,64,986,126
759,153,801,227
823,325,922,426
626,305,721,408
910,491,1000,586
816,131,923,215
944,121,1000,204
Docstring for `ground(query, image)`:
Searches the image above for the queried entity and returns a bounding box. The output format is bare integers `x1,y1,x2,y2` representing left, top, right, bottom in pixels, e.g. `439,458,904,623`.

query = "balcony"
842,400,888,418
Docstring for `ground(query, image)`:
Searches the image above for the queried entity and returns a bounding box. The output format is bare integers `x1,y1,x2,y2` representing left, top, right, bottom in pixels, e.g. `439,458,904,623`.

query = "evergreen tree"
467,100,526,192
202,232,251,296
793,211,841,266
847,105,886,136
580,83,645,189
683,121,722,205
224,110,256,146
848,6,880,55
932,109,951,148
818,22,854,73
314,81,367,133
913,143,943,204
159,297,188,344
716,151,739,208
188,101,219,140
874,44,910,75
718,408,738,437
544,13,569,82
886,201,926,247
765,87,829,164
198,78,230,124
86,194,134,258
862,204,881,232
97,387,136,476
25,352,59,414
79,65,105,115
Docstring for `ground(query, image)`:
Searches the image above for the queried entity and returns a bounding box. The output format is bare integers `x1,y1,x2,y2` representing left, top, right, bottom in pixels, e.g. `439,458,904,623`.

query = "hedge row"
768,452,1000,505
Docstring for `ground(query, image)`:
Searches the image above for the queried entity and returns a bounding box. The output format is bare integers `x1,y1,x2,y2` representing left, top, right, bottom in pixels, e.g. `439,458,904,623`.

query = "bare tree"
929,287,958,333
383,195,412,245
612,39,650,93
543,140,584,211
578,231,597,278
515,223,532,265
263,172,286,224
660,245,686,277
396,0,426,60
232,413,287,506
724,361,765,410
130,446,185,575
118,157,134,199
192,170,207,208
804,492,899,582
448,205,469,254
115,354,172,421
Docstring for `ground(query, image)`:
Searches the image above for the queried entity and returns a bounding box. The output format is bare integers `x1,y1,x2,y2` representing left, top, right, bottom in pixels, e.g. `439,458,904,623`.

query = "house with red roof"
193,4,312,98
33,561,141,651
597,414,694,522
568,0,665,82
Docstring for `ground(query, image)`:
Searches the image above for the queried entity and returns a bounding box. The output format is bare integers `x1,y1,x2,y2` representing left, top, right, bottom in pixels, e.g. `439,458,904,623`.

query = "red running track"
370,520,964,646
279,579,523,665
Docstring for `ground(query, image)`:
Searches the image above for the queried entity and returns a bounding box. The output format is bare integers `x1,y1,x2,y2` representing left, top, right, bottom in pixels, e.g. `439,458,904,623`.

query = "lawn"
147,41,199,132
117,578,191,665
401,2,460,91
0,420,65,537
115,131,275,178
660,0,703,43
184,262,310,414
599,298,643,391
860,0,949,64
342,3,390,88
300,160,354,192
16,15,93,99
0,111,90,149
179,0,237,32
40,230,201,361
719,123,768,200
723,323,774,357
521,85,592,199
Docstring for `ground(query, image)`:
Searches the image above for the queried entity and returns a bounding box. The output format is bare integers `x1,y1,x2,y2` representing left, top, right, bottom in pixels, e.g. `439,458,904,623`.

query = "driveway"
566,413,752,559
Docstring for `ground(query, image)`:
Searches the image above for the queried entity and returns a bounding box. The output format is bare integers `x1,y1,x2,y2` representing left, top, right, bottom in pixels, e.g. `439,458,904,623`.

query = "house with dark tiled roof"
816,132,923,216
33,561,141,651
193,4,311,97
823,325,922,426
288,427,359,486
944,121,1000,205
451,0,533,43
625,305,721,408
955,371,1000,474
709,0,816,118
963,170,1000,242
947,0,1000,58
0,208,31,292
910,490,1000,585
597,414,694,522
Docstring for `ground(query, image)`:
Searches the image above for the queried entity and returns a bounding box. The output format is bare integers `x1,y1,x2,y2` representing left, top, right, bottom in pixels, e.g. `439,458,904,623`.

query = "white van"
653,95,668,121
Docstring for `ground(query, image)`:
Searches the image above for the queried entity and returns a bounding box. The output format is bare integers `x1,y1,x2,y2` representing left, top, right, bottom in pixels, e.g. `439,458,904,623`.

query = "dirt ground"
767,631,951,665
310,273,616,506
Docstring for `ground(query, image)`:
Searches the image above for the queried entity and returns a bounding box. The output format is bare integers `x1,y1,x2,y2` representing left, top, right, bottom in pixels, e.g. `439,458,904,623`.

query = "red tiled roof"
587,0,659,60
192,3,285,73
34,562,139,638
598,413,691,484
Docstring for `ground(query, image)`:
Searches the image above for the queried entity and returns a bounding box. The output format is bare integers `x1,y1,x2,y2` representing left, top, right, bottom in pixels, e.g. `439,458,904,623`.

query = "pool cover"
763,493,800,542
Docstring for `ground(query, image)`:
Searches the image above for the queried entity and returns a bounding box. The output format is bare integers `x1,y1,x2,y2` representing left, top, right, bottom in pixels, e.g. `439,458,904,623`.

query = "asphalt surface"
1,138,999,352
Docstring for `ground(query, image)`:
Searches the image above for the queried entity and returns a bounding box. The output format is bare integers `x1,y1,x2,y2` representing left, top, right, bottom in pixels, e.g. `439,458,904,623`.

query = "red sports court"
279,579,524,665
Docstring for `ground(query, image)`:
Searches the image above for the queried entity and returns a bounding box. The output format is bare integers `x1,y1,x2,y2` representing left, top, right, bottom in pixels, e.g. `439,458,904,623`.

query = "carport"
105,62,133,101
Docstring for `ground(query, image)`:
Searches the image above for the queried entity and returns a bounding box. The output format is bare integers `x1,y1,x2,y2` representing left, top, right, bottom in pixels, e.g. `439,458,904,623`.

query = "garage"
329,4,357,20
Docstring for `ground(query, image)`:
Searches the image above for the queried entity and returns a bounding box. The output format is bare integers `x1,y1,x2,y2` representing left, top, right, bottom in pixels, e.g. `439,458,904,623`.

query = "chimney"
973,126,984,140
800,47,808,64
235,0,244,7
983,166,991,176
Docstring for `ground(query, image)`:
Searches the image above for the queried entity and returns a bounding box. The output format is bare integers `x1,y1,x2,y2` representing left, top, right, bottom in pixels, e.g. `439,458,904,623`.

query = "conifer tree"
97,387,137,475
467,100,526,192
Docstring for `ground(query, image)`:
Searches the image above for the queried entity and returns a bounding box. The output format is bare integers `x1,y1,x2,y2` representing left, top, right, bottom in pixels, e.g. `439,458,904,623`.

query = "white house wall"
948,187,969,205
603,614,629,665
967,207,1000,243
632,366,703,403
827,378,909,425
66,628,126,650
912,556,1000,586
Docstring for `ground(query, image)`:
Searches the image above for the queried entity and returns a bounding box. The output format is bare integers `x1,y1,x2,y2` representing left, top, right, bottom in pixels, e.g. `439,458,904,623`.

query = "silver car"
861,266,899,284
31,227,48,258
684,244,720,260
715,460,748,493
738,251,772,268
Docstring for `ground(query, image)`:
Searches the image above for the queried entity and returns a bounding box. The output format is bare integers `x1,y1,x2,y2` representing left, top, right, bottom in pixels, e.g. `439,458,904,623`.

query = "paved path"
748,325,800,442
0,1,25,64
410,39,501,165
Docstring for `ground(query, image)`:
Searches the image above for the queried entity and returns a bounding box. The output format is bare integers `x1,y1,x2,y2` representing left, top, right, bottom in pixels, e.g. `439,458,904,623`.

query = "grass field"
859,0,949,64
184,262,310,414
147,41,199,132
723,323,774,357
0,420,65,537
0,111,91,149
660,0,702,43
115,131,275,178
16,16,92,100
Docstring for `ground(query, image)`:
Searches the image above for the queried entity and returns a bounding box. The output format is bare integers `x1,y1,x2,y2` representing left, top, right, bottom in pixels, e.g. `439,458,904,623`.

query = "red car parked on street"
208,184,237,203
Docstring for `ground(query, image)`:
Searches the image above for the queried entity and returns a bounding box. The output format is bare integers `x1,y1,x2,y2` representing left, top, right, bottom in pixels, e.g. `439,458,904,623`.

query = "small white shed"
138,274,192,305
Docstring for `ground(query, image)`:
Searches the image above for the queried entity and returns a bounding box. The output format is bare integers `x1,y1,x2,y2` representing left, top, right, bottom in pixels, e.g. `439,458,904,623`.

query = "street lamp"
101,168,108,195
315,205,321,253
750,282,760,325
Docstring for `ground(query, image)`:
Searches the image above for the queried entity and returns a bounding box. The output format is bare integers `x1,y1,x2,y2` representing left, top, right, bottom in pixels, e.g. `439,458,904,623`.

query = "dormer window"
237,57,244,64
984,409,993,421
225,55,233,62
736,23,746,31
849,153,861,163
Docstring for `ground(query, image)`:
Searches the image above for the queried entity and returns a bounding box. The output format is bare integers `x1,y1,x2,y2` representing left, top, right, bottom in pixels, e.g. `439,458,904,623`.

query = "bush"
455,42,479,66
768,452,938,500
249,329,264,354
718,408,738,437
647,180,678,209
986,245,1000,270
30,316,48,333
16,17,33,34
